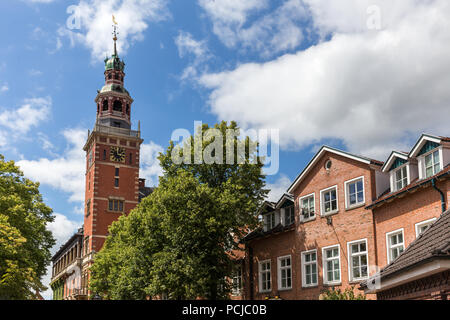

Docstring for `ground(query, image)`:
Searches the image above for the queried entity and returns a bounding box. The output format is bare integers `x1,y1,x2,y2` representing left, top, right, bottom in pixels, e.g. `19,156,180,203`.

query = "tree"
0,155,55,299
319,287,366,300
90,121,268,299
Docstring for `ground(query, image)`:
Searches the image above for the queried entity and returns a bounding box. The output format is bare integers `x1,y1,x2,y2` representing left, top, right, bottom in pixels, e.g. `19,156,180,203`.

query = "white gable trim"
409,134,442,158
287,146,376,194
382,151,409,173
275,194,294,209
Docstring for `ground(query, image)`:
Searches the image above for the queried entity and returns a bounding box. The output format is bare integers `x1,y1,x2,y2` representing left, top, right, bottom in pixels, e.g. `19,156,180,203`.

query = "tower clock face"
110,147,126,163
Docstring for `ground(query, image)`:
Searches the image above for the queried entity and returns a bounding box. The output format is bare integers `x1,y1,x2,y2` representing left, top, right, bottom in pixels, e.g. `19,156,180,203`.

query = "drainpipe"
432,178,447,213
248,246,254,300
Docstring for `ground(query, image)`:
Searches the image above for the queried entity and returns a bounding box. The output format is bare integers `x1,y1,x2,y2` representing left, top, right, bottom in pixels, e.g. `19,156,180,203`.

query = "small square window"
300,194,315,221
387,230,404,264
345,177,365,208
321,187,338,216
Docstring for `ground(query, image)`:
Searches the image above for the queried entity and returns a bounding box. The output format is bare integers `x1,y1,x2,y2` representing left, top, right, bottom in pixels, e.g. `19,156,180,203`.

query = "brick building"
50,31,153,300
242,135,449,300
361,209,450,300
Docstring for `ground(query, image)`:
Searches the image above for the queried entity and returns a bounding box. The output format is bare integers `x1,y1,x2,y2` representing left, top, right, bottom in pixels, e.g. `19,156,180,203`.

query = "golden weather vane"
112,15,119,55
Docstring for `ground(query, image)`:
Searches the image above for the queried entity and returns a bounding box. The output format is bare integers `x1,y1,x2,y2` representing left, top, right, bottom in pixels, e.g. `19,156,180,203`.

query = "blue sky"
1,0,450,299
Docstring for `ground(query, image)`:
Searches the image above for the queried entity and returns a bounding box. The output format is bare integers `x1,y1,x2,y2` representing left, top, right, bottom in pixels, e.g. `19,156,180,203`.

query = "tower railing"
93,124,140,138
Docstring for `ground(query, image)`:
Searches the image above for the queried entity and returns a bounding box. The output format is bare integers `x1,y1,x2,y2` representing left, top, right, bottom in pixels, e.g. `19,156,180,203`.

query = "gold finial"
112,15,118,56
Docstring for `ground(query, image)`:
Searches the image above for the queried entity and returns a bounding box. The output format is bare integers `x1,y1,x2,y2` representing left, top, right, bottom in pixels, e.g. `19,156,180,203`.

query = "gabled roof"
381,151,409,173
361,209,450,291
409,133,448,158
275,193,294,209
367,164,450,209
243,222,295,242
287,146,383,194
257,201,277,215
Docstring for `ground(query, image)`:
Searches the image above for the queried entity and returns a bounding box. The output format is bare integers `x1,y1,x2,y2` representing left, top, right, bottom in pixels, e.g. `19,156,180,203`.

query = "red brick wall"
245,152,379,300
373,179,448,269
83,134,141,253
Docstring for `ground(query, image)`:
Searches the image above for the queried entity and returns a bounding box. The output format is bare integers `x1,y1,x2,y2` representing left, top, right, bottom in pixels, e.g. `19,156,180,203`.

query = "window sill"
106,210,124,214
321,211,339,218
277,287,292,292
348,278,368,285
300,217,316,224
302,285,318,289
345,203,365,211
323,282,341,287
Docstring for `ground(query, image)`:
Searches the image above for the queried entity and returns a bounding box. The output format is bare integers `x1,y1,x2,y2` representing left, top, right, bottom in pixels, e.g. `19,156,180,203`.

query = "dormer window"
424,149,441,178
264,212,276,231
284,206,295,225
394,165,408,191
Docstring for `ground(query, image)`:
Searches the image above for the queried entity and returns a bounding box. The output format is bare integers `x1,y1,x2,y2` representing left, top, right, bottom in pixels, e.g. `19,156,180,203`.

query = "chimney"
139,178,146,189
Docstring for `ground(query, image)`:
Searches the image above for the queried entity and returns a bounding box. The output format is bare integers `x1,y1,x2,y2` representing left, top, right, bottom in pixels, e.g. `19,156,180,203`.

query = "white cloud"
199,0,450,160
0,97,51,134
48,213,82,253
17,128,87,202
175,31,211,80
0,97,51,150
59,0,170,61
0,84,8,93
198,0,306,57
266,174,292,202
139,141,164,187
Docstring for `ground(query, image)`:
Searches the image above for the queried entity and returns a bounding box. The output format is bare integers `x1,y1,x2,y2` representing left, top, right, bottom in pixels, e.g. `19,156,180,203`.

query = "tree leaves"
0,155,55,300
89,122,267,300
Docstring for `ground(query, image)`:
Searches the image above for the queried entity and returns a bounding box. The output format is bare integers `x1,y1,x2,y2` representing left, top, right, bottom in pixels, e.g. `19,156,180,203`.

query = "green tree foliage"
0,155,55,299
319,287,366,300
90,121,268,299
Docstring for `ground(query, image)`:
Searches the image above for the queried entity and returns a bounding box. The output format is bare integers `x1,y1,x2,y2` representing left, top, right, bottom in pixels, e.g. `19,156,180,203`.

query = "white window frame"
258,260,272,293
386,228,405,264
344,176,365,209
299,193,316,222
320,185,339,216
277,255,292,291
415,218,437,238
392,164,409,191
284,206,295,226
347,239,369,282
231,265,243,296
301,249,318,288
263,212,276,231
322,244,341,285
418,147,443,179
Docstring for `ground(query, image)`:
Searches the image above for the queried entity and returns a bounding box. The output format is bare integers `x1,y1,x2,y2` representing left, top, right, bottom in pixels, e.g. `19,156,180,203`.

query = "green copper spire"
104,21,125,71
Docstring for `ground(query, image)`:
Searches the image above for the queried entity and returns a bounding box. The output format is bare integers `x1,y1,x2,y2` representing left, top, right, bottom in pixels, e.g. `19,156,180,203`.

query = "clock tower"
81,27,143,287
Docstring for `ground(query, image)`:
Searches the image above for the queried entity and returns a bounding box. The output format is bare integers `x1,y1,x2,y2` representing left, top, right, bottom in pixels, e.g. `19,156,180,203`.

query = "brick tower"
81,27,143,294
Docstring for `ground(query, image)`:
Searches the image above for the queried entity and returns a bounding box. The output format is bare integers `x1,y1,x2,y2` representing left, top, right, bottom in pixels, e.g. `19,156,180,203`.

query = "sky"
1,0,450,299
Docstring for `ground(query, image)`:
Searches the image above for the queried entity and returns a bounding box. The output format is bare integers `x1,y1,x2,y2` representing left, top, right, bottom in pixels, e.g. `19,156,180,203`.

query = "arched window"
102,100,109,111
126,104,130,115
97,104,99,113
108,74,112,80
114,74,119,80
113,100,122,112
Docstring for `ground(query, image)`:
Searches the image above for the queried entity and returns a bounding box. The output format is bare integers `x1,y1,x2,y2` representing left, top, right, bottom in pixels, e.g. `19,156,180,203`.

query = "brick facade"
243,135,450,300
